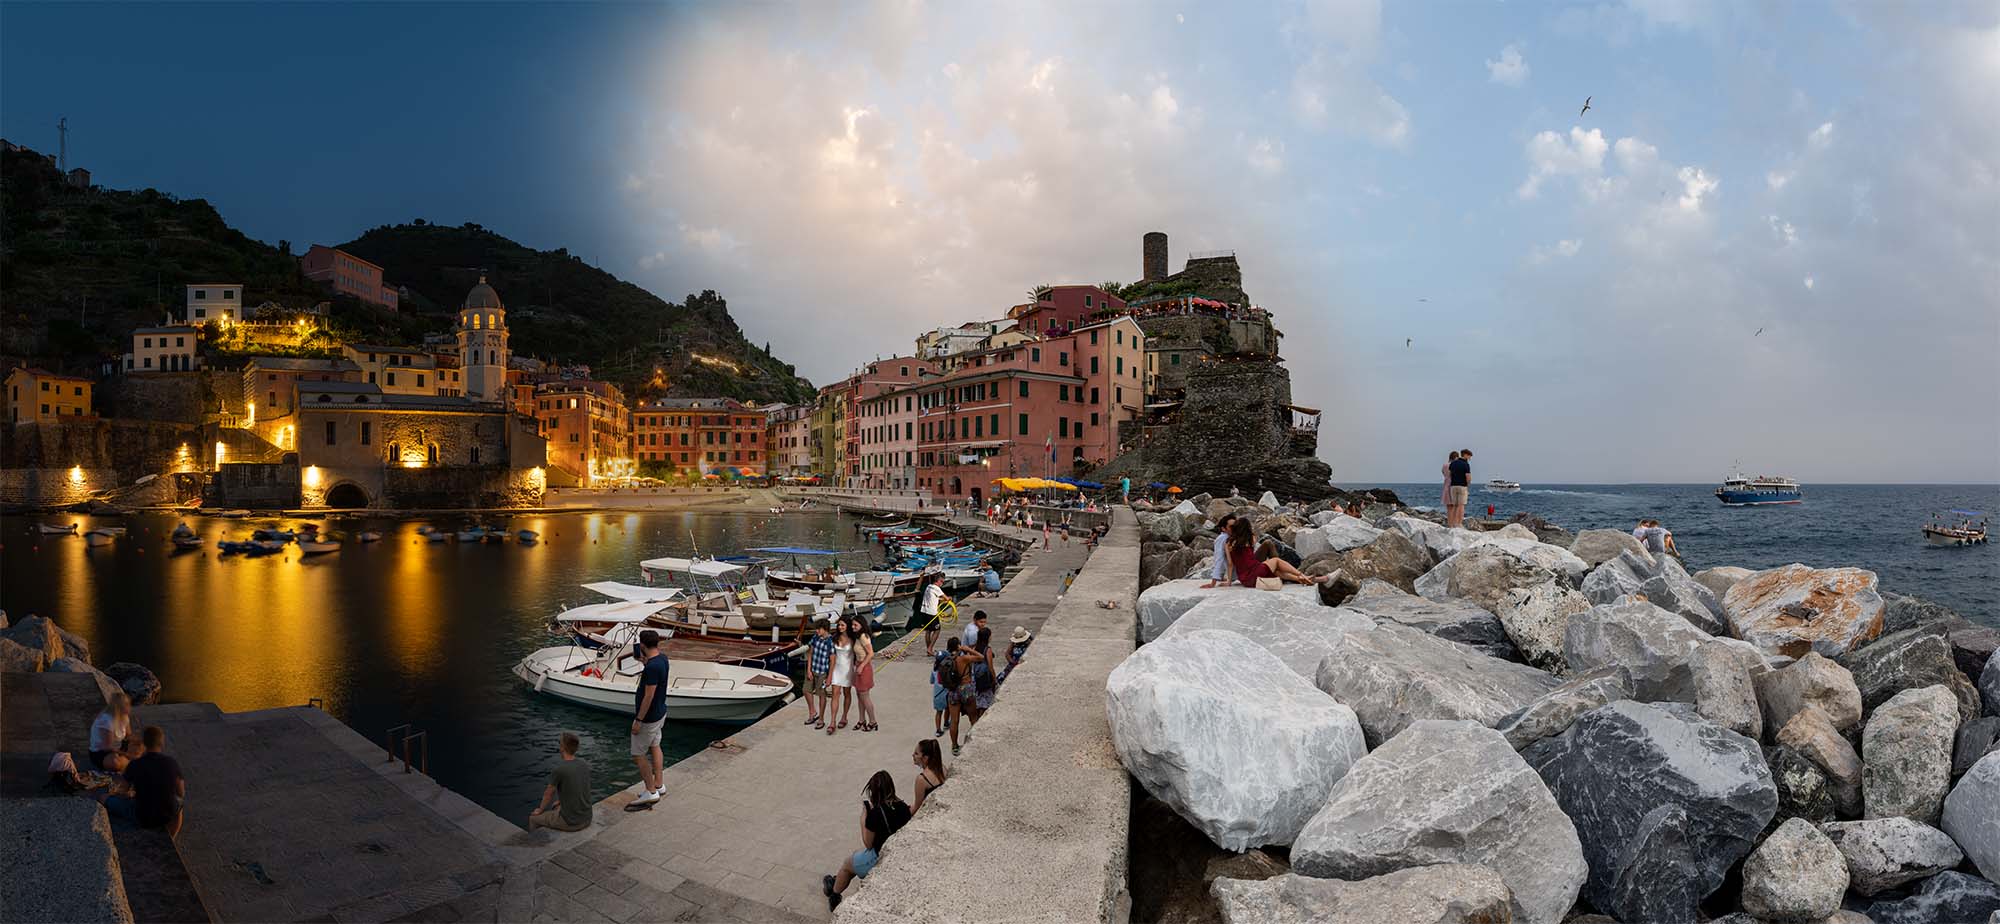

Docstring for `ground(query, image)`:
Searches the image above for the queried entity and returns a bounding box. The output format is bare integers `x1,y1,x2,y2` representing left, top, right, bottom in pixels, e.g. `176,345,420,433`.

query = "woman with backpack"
931,639,961,739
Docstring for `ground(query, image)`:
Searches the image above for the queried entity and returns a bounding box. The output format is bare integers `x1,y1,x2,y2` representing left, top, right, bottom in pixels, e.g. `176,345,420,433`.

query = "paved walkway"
518,520,1093,922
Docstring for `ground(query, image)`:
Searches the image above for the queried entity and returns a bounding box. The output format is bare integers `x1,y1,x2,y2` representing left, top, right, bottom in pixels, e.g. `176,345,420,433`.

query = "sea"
1376,482,1998,626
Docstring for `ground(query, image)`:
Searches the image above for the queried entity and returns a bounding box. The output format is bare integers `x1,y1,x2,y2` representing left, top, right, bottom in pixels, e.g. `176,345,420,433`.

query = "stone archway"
323,482,369,509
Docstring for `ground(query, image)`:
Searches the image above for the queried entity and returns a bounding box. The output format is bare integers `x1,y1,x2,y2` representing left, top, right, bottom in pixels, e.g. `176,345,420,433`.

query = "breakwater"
1115,491,1999,922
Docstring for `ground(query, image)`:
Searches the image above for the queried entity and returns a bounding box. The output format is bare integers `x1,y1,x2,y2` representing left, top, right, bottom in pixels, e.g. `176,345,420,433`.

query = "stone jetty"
1119,492,2000,923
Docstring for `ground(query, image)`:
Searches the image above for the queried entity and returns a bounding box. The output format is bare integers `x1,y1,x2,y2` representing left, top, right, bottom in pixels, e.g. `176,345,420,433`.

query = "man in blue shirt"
630,630,670,805
1201,513,1240,588
1447,449,1473,528
806,621,835,729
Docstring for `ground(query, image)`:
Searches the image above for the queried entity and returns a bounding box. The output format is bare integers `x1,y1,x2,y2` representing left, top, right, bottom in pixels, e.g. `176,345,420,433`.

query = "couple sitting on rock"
1207,515,1332,590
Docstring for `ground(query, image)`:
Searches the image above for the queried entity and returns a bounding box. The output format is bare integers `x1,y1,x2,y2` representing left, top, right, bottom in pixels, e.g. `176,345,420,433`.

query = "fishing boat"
1485,479,1522,493
425,530,450,543
515,529,539,544
170,523,204,551
1924,511,1989,547
455,526,488,542
1714,473,1803,506
36,523,79,535
84,529,118,546
513,631,792,723
296,539,340,556
633,558,887,636
761,547,933,602
252,528,296,543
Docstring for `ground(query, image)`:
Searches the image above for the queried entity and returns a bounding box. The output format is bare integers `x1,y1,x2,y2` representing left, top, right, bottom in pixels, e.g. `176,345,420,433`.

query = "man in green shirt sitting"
528,732,592,832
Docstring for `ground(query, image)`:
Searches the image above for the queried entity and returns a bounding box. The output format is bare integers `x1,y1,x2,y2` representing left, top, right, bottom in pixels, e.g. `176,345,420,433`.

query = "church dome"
462,275,505,311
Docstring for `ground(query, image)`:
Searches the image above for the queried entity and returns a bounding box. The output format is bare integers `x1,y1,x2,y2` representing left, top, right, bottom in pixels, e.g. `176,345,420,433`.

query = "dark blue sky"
2,2,659,263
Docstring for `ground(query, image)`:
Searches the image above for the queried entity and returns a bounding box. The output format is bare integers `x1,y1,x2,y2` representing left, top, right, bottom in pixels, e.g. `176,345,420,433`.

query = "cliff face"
1094,356,1333,501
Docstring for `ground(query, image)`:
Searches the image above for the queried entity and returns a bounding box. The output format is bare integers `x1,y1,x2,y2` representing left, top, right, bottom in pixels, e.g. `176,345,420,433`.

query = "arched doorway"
324,482,369,509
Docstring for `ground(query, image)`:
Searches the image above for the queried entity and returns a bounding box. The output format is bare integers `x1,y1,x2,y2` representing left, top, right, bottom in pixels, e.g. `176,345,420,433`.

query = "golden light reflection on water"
161,526,348,710
383,523,443,678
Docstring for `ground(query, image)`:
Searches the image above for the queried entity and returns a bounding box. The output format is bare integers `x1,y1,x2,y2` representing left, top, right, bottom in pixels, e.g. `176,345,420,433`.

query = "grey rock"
1210,866,1513,924
1693,640,1766,739
1141,546,1206,591
1778,705,1865,818
1724,564,1887,659
1335,583,1516,661
0,614,77,669
1563,599,1714,702
0,798,132,924
1293,720,1587,924
1640,555,1728,636
1523,700,1777,924
1840,626,1984,724
102,663,161,705
1157,592,1372,679
1861,871,2000,924
1880,591,1973,635
1948,624,2000,684
1862,685,1959,824
1568,528,1650,569
1580,550,1648,604
1757,652,1866,736
1293,515,1383,559
1322,530,1431,593
1137,580,1322,644
1313,622,1561,747
1767,745,1837,824
1495,581,1593,674
1693,565,1755,601
1107,631,1367,850
1138,511,1191,543
0,637,40,673
1385,514,1468,562
1985,648,2000,717
1467,530,1589,584
1821,817,1965,895
1417,544,1558,614
1955,716,2000,777
1315,571,1360,608
1496,668,1633,751
1942,750,2000,883
1740,817,1848,922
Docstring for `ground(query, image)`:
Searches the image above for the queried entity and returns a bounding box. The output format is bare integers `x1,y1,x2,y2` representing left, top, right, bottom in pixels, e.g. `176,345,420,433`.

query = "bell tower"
457,275,510,404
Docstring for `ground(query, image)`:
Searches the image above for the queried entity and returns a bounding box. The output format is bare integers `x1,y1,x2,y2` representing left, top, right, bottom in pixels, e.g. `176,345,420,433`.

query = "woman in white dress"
827,623,855,736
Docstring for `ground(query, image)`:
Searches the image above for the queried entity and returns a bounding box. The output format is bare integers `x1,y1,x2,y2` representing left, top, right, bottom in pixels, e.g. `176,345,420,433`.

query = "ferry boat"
1714,474,1803,506
1923,510,1988,547
1484,479,1522,493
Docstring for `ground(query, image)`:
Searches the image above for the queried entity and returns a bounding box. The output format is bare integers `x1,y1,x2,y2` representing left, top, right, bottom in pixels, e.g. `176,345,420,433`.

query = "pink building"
301,245,400,312
1007,285,1126,338
828,354,938,486
911,314,1144,503
854,385,924,489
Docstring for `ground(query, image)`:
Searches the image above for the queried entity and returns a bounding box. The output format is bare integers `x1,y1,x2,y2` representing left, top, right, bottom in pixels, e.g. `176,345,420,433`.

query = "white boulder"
1158,591,1372,679
1314,622,1561,747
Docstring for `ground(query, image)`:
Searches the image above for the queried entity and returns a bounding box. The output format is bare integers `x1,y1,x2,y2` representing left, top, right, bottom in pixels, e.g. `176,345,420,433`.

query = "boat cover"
639,557,749,579
582,581,684,602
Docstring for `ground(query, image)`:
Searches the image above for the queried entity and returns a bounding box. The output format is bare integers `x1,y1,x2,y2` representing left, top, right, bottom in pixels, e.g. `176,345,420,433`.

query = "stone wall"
211,462,301,508
1,418,210,501
97,373,209,424
381,465,543,508
0,466,118,507
1094,356,1334,501
1137,315,1279,395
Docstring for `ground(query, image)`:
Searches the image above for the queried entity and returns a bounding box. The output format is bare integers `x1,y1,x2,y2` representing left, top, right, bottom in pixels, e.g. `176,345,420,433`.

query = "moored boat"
513,630,791,723
84,529,118,546
357,531,383,543
37,523,79,535
296,539,340,556
1714,473,1803,506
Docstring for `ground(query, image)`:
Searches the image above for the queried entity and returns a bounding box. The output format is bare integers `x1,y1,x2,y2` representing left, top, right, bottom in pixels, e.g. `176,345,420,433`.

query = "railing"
1187,249,1235,260
384,724,430,776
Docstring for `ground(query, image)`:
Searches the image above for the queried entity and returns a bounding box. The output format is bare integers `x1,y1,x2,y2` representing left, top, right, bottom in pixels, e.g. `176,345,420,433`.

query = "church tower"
458,275,510,404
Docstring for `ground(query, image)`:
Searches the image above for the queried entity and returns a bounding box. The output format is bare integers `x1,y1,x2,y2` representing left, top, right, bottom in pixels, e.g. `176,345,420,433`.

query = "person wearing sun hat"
1002,627,1033,682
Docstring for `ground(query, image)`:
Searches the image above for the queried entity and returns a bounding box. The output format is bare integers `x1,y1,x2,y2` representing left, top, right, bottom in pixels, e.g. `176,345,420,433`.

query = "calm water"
1378,482,1999,626
0,509,891,823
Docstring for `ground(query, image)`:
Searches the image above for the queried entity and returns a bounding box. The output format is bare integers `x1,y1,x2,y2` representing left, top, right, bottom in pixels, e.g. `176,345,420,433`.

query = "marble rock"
1739,817,1848,922
1778,705,1864,818
1580,550,1647,604
1292,515,1383,559
1157,592,1371,680
1495,581,1593,674
1107,631,1367,850
1385,514,1470,562
1821,817,1965,895
1320,530,1431,594
1840,626,1984,724
1523,701,1777,924
1584,551,1723,635
1880,591,1974,635
1563,599,1714,702
1756,652,1866,736
1170,499,1200,517
1292,720,1586,924
1465,533,1588,585
1138,580,1320,643
1210,866,1513,924
1766,745,1837,824
1567,528,1650,569
1335,583,1514,660
1496,668,1632,751
1942,750,2000,883
1138,511,1191,543
1693,565,1755,601
1861,871,2000,924
1417,545,1558,614
1862,685,1959,824
1948,623,2000,683
1257,490,1280,509
1724,564,1886,659
1692,640,1766,739
1985,648,2000,717
1313,622,1560,747
1955,716,2000,777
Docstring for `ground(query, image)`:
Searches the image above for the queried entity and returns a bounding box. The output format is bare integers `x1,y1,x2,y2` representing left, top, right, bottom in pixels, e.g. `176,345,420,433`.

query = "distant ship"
1714,473,1803,506
1485,479,1522,492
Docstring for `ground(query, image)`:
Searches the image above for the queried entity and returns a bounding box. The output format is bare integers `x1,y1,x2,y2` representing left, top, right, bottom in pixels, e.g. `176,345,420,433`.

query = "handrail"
402,731,428,776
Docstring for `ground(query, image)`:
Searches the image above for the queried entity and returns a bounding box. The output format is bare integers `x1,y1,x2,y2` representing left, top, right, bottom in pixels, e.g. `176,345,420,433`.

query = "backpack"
935,652,960,689
973,657,995,693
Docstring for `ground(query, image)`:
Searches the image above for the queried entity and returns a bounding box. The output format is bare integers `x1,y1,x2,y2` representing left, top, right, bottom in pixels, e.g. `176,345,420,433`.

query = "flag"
1045,433,1054,462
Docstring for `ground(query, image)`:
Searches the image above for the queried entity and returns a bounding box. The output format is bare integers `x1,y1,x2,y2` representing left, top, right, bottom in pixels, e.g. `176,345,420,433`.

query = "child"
931,639,961,739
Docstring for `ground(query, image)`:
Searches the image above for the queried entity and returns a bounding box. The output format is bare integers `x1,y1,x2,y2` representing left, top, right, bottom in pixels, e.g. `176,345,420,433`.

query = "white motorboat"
297,539,340,556
516,529,540,544
84,529,118,546
357,531,383,543
1485,479,1522,493
37,523,79,535
513,630,791,723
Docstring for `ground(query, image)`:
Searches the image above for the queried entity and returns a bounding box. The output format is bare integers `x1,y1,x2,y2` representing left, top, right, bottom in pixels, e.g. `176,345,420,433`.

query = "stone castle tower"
457,275,510,404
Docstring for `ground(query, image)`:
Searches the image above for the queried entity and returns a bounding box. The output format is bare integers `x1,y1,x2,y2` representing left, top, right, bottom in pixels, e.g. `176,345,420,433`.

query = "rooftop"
243,356,361,373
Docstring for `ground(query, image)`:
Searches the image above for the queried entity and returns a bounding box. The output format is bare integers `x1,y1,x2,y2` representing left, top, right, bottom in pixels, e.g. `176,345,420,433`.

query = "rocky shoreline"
1117,492,2000,924
1,612,162,707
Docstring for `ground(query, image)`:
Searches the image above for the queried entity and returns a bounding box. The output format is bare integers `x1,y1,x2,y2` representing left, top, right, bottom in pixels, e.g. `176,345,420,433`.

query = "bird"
1755,328,1764,337
1418,297,1429,302
1405,338,1412,348
1579,96,1592,117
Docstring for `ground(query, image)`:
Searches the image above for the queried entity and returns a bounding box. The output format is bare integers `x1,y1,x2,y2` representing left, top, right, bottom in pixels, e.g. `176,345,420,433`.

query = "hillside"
338,222,814,405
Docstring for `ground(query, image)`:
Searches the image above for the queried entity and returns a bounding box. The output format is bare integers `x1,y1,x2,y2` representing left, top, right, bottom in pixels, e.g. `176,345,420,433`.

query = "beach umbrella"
1167,486,1183,493
1149,481,1168,489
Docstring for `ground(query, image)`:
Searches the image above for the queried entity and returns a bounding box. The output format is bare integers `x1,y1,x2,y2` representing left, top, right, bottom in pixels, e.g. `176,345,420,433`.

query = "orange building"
4,367,94,424
534,379,630,484
632,398,766,477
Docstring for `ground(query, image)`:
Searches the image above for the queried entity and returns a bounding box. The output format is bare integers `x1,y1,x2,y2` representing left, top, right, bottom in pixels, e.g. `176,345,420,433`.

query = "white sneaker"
632,789,661,805
651,787,668,800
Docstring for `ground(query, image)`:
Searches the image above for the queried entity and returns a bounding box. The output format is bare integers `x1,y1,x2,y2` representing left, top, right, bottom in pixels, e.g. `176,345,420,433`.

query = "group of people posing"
804,614,885,734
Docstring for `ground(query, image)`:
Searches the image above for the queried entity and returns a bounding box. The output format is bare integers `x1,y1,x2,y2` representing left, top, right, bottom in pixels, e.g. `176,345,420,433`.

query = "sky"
4,1,1995,484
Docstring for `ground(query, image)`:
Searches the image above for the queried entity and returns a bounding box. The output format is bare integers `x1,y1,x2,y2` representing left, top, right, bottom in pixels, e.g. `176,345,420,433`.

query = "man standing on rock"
1446,449,1472,527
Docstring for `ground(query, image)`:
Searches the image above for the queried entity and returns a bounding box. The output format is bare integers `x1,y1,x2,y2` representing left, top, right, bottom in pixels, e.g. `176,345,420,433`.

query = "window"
1085,294,1093,307
1115,357,1124,375
989,413,999,435
40,382,49,392
194,290,207,300
1090,331,1098,345
1171,354,1182,365
1059,416,1069,438
1018,380,1029,398
1116,386,1123,403
974,416,983,437
144,357,153,369
361,422,372,445
417,374,426,388
1090,356,1099,374
386,372,396,387
40,404,49,414
1091,412,1099,427
368,372,377,384
194,308,205,319
429,444,440,463
224,290,235,300
1031,347,1041,362
1060,351,1069,366
1059,384,1069,401
1117,330,1125,345
325,421,337,445
143,337,153,348
470,447,479,464
1018,413,1029,435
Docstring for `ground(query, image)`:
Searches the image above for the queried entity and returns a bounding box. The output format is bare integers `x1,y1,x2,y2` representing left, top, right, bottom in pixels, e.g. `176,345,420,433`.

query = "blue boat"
1714,473,1803,506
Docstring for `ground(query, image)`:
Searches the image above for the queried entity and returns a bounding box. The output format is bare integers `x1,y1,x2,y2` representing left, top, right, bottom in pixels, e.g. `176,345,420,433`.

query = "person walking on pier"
935,639,963,742
528,732,592,833
630,630,670,805
960,609,989,649
850,616,880,733
823,770,913,912
828,621,856,735
806,621,836,730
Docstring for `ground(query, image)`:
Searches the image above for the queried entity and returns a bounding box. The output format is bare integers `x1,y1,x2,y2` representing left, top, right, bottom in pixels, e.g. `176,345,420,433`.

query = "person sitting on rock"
1227,519,1330,587
88,692,139,773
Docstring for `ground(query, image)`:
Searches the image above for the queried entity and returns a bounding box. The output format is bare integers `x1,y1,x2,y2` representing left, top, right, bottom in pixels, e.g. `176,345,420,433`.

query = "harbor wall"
837,507,1139,924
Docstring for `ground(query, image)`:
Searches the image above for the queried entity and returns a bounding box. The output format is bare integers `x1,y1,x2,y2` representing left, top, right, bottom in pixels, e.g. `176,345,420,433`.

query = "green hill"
338,222,814,405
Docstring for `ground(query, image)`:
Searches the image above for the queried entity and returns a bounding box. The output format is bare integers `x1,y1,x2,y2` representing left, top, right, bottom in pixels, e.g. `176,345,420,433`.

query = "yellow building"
4,367,94,424
342,344,440,396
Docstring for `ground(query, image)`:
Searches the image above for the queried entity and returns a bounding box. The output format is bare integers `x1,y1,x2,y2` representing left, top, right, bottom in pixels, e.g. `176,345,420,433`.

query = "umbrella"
1167,486,1183,493
1149,482,1168,489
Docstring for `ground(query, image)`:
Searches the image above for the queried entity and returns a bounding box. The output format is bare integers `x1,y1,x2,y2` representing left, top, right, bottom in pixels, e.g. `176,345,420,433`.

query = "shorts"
932,684,949,712
529,809,590,832
851,847,881,878
956,682,978,708
630,718,665,756
1448,485,1469,505
88,750,116,771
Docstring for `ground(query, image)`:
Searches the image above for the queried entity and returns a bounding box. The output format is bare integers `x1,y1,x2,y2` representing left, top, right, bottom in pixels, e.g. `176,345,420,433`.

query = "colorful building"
341,344,439,396
631,397,765,477
458,276,510,404
300,245,400,311
810,391,845,478
291,382,546,509
534,379,630,485
125,326,201,373
184,283,244,324
823,355,938,486
854,385,922,489
3,367,93,424
763,403,815,476
1007,285,1126,338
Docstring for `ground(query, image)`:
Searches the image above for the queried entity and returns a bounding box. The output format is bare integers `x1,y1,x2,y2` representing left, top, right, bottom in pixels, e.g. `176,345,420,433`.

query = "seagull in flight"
1406,338,1412,348
1755,327,1764,337
1579,96,1592,117
1418,297,1429,302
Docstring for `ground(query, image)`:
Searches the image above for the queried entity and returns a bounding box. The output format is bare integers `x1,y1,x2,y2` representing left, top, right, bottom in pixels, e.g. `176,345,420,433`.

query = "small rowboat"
37,523,79,535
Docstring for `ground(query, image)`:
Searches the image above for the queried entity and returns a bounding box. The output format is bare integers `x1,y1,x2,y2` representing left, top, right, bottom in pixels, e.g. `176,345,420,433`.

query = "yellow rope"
883,598,958,662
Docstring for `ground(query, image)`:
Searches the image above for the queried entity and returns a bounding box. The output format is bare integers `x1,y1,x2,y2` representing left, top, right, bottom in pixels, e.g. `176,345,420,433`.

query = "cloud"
1244,136,1285,175
1518,127,1608,198
1528,238,1583,263
1286,0,1412,145
1486,43,1529,86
